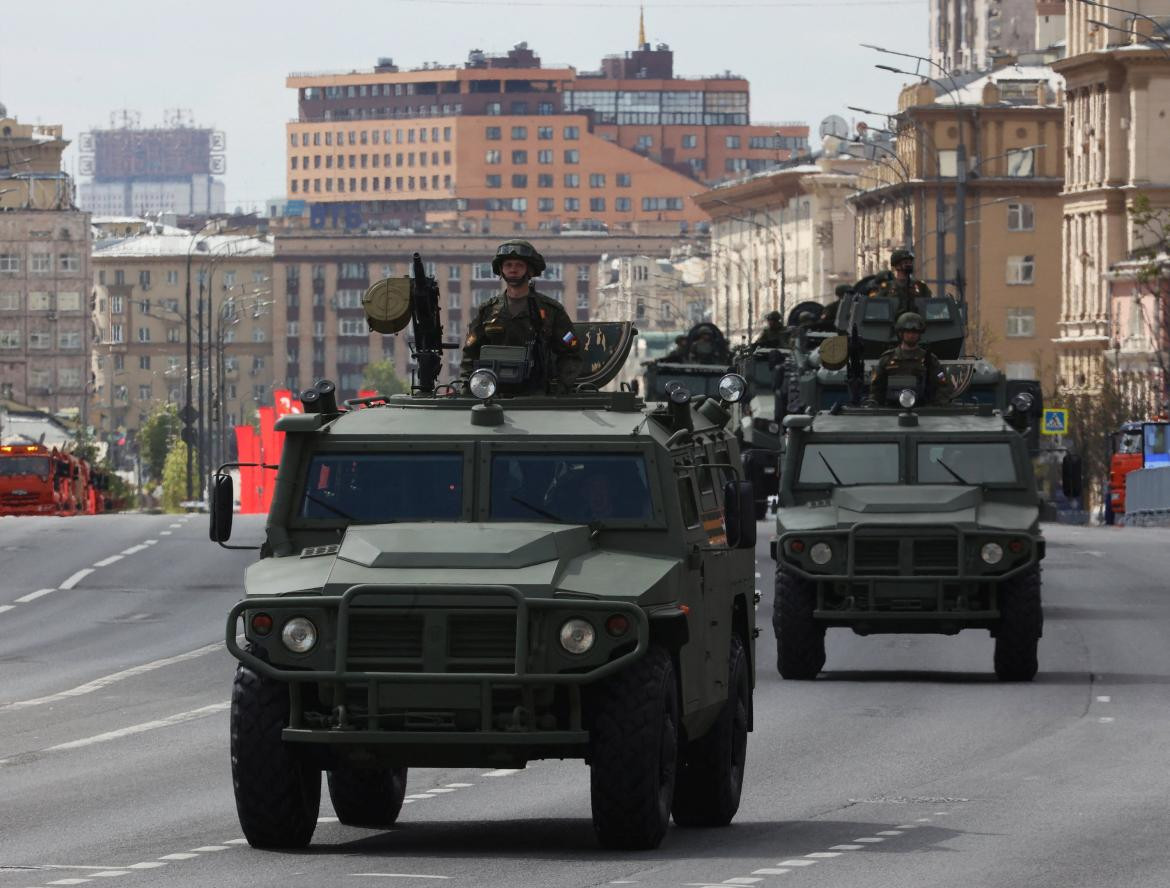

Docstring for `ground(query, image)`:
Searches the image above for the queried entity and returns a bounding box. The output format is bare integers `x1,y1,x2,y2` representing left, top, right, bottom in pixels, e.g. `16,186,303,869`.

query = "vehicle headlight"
281,617,318,653
717,373,748,404
898,389,917,408
809,542,833,565
559,618,596,655
980,542,1004,565
468,369,498,400
767,422,780,435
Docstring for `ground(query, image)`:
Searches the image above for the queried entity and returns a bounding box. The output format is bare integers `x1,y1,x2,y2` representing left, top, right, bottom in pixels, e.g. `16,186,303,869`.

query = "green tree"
161,441,192,513
362,360,409,396
139,403,180,482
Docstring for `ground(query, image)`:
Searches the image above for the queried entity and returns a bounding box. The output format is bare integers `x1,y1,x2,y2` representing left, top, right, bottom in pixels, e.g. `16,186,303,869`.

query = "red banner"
257,407,277,513
234,425,261,514
273,389,303,418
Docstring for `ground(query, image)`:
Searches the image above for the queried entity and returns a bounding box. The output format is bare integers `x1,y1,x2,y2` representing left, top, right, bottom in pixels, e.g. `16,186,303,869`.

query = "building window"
564,197,580,211
0,255,21,273
447,265,461,281
485,102,501,116
590,197,606,212
485,149,501,164
937,149,958,178
616,173,631,187
111,294,124,313
589,173,606,187
0,329,20,348
536,149,552,164
166,270,179,285
31,253,51,273
1006,307,1036,337
615,197,632,212
512,150,528,164
0,292,18,310
167,328,180,343
538,197,554,212
682,134,697,149
564,149,579,164
486,174,502,188
473,263,495,280
486,126,501,140
511,126,527,140
1006,255,1035,285
1006,148,1035,177
110,324,124,343
563,126,579,140
564,173,579,187
641,197,685,211
58,330,82,349
1007,202,1035,231
137,326,151,342
512,174,528,188
636,135,653,151
725,135,741,149
538,174,554,188
287,321,300,336
538,126,554,140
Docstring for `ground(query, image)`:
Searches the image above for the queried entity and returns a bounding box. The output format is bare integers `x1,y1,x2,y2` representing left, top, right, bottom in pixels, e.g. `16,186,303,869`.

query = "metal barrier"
1124,467,1170,527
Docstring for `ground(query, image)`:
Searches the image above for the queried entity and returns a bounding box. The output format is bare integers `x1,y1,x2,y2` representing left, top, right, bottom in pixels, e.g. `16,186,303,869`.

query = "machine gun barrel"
410,252,444,394
845,323,865,406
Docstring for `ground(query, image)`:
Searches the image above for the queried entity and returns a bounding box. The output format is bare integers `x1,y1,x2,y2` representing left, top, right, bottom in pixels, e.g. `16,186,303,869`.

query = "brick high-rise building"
0,104,92,424
285,41,807,233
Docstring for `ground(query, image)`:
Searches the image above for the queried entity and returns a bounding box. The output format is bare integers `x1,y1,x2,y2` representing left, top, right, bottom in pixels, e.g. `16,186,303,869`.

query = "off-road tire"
230,664,321,848
774,568,825,680
672,635,750,827
994,565,1042,681
589,645,679,850
327,766,408,828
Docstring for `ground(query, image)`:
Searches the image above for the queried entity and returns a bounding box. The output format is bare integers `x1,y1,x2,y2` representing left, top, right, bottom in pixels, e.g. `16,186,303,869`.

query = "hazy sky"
2,0,929,210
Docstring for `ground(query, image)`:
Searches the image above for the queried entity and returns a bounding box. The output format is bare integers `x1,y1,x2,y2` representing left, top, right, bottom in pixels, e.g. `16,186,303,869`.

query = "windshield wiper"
510,495,567,523
933,457,969,485
818,451,844,486
304,492,357,521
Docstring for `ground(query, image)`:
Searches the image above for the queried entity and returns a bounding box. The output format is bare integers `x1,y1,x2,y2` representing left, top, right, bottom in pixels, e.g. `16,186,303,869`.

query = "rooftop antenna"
638,5,646,49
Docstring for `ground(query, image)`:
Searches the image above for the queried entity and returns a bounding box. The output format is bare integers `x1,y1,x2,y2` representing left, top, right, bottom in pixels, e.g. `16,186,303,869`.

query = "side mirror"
723,480,757,550
1061,453,1083,499
209,472,235,542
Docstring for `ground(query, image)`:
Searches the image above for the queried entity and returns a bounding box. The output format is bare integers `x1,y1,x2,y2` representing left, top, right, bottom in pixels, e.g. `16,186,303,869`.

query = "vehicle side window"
677,474,700,528
863,300,893,322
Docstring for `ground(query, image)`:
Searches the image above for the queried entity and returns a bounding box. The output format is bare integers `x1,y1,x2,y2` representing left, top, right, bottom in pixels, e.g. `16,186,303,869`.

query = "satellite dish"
819,114,850,140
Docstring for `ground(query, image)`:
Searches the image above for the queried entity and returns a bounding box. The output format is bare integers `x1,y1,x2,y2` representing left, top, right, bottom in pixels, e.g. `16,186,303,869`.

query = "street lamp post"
711,197,790,335
182,226,213,501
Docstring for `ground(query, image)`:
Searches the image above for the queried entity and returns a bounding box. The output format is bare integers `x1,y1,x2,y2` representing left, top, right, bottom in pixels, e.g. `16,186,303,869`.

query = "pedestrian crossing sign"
1041,408,1068,435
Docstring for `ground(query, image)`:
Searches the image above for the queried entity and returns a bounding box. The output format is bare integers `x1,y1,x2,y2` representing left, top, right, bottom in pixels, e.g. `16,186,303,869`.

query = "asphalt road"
1,515,1168,888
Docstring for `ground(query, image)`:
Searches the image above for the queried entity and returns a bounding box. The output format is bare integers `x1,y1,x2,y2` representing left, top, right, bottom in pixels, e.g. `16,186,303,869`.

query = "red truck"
1106,418,1170,523
0,444,108,516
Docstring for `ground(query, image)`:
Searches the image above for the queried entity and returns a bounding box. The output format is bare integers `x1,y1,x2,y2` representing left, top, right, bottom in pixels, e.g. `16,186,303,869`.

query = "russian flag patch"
562,330,578,347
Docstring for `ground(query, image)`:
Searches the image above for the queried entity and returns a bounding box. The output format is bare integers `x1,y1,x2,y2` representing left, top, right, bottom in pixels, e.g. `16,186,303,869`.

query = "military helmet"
890,248,914,266
797,310,817,324
834,283,853,298
895,312,926,333
491,239,546,277
765,310,782,323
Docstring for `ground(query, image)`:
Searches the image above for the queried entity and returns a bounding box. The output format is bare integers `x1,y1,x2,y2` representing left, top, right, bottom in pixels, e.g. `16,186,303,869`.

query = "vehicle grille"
853,538,900,574
345,609,518,674
913,538,959,575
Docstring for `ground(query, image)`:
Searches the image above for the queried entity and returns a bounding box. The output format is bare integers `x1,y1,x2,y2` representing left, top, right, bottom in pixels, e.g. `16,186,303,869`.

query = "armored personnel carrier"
642,322,733,403
211,261,758,852
771,397,1046,682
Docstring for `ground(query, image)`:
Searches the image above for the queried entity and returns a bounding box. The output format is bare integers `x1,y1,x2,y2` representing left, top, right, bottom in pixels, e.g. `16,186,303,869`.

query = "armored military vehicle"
211,262,758,852
771,397,1046,682
642,322,733,403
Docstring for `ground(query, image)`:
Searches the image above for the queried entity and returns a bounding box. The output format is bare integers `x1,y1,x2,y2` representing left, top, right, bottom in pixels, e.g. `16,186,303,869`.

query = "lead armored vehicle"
211,261,758,852
772,398,1046,682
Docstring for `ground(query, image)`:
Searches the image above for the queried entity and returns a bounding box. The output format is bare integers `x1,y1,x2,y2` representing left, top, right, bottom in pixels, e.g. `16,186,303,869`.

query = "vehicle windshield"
0,456,49,478
797,442,900,485
490,452,653,524
916,442,1017,484
299,452,463,522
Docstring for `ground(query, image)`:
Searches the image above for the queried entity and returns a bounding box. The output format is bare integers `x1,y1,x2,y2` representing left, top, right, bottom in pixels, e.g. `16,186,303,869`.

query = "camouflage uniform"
869,345,949,406
866,249,932,319
461,289,581,394
752,314,788,349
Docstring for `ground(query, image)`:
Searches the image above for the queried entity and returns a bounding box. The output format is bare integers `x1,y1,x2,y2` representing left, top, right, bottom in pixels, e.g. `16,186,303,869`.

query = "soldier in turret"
866,249,932,318
869,312,950,407
460,240,582,394
752,310,787,349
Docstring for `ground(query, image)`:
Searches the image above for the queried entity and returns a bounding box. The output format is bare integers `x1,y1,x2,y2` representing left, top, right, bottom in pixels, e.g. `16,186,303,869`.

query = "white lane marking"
915,817,932,822
160,531,172,536
158,853,199,860
1097,695,1111,703
724,878,763,883
93,555,123,567
127,862,167,869
0,604,14,614
853,837,884,843
222,839,248,845
777,860,816,867
121,545,147,555
0,643,220,710
444,782,475,788
15,588,55,603
317,816,340,823
46,880,90,886
806,852,842,858
59,569,94,590
877,830,904,836
91,872,133,878
351,876,451,880
169,523,182,528
1099,716,1115,723
144,539,158,546
425,787,457,793
933,811,949,816
44,702,228,753
405,794,433,800
895,824,918,829
830,844,864,851
481,768,521,777
752,870,791,876
190,846,228,852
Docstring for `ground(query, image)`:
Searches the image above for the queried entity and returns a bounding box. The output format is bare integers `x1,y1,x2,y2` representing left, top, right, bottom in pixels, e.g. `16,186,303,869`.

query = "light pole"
710,197,789,335
212,286,271,471
182,224,214,501
1076,0,1170,44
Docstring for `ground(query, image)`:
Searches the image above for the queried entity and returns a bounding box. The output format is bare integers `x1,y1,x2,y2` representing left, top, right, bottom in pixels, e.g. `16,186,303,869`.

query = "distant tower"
638,5,647,49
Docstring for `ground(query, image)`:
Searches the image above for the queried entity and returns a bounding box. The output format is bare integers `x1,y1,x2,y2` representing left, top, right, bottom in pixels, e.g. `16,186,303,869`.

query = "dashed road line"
15,588,55,603
0,604,14,614
159,531,172,536
59,569,94,590
42,703,228,753
92,555,123,567
120,545,147,555
481,768,521,777
351,875,451,880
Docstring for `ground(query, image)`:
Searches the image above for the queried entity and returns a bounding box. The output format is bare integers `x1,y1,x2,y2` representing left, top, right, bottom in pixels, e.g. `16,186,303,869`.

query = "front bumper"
226,583,648,745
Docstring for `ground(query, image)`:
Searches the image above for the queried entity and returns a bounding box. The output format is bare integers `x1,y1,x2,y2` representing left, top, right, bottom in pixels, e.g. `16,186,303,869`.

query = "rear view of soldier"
460,240,582,395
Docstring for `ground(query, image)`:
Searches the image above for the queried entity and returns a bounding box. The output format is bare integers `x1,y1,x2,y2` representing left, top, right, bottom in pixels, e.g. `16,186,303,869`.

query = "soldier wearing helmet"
869,312,950,406
460,240,582,394
752,310,787,349
865,248,932,319
814,284,851,332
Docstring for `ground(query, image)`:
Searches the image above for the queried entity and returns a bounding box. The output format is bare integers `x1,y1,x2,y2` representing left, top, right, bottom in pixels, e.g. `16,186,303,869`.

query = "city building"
0,104,92,421
90,229,273,466
694,146,866,346
284,40,808,233
931,0,1040,74
270,231,690,398
847,67,1065,385
1053,1,1170,409
78,111,226,216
